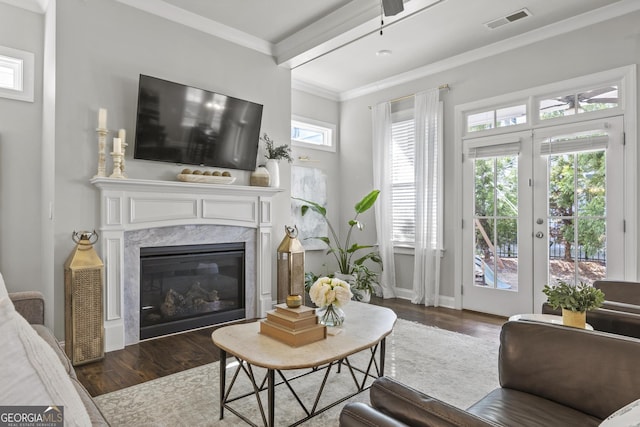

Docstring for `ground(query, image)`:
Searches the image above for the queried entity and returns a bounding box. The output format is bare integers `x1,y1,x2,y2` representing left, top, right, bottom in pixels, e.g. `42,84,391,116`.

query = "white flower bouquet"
308,276,353,308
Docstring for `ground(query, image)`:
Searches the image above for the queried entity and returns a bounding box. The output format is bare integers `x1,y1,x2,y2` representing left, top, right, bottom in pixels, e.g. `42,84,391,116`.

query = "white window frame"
453,65,637,310
389,101,443,251
0,45,34,103
390,107,415,245
291,115,336,152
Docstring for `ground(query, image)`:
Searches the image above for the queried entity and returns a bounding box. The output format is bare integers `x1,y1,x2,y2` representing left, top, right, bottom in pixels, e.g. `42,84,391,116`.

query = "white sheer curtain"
371,102,397,298
411,88,443,306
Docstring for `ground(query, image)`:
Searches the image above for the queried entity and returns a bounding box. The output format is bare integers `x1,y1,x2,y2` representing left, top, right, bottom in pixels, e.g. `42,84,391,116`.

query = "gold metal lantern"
64,230,105,366
277,225,305,307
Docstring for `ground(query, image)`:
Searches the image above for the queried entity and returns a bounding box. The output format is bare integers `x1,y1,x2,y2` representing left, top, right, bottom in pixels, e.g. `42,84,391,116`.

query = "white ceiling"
6,0,638,100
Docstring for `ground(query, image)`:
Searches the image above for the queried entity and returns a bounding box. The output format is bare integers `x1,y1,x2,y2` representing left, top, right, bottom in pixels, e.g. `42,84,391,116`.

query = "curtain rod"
368,84,450,109
389,84,450,104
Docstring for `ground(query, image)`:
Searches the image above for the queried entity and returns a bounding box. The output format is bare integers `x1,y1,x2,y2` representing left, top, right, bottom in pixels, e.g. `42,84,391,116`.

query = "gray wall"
51,0,292,337
340,11,640,300
0,0,292,338
0,4,44,299
290,89,342,275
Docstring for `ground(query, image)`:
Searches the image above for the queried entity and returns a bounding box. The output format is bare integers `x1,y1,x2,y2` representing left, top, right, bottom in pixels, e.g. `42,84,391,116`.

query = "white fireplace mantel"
91,177,282,351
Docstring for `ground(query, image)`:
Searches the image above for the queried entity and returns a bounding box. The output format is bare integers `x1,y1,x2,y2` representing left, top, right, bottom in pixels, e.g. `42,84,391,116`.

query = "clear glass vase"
317,304,345,327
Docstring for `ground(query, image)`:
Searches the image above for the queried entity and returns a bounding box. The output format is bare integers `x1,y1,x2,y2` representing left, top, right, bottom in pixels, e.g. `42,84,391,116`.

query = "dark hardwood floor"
74,298,506,397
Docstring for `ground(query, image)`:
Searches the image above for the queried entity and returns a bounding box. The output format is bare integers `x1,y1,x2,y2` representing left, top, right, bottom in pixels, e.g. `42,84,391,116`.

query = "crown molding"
340,0,640,101
292,79,341,102
116,0,273,56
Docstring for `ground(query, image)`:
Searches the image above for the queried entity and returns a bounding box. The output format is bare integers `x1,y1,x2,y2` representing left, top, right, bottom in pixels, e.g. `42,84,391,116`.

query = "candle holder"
94,128,108,178
121,141,128,178
109,152,125,179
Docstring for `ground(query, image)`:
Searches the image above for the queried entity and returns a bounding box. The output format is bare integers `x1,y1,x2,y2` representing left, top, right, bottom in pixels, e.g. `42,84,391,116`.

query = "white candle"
118,128,126,144
98,108,107,129
113,137,122,154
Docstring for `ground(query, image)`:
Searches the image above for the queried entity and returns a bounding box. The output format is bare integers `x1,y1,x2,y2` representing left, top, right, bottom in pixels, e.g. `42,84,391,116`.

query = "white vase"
265,159,280,188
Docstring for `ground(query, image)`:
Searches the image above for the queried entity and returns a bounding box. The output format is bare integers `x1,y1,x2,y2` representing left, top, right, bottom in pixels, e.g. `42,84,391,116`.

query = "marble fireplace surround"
91,177,282,352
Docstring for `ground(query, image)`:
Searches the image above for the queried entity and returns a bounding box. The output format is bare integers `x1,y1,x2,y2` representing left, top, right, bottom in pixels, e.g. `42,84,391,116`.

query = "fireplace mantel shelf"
91,176,281,352
90,176,283,197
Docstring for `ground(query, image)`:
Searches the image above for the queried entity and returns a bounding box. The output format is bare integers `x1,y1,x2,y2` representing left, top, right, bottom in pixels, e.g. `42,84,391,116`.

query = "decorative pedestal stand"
110,152,125,179
94,128,108,178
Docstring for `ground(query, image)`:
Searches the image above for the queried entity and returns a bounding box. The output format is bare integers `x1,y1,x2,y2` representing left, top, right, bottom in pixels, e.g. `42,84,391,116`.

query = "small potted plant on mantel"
261,133,293,188
542,281,605,328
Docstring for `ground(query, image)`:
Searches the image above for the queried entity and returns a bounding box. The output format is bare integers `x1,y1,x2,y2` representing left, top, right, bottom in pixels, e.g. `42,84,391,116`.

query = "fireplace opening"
139,242,245,340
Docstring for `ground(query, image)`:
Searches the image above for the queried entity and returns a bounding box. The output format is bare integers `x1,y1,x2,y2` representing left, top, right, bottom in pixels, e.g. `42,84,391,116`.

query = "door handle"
535,232,544,238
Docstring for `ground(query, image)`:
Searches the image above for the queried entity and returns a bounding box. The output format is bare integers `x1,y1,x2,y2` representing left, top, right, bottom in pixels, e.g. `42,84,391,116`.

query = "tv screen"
133,75,263,171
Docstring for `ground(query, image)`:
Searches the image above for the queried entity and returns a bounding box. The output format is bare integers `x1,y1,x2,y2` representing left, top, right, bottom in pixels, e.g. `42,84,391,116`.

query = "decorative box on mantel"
91,177,282,352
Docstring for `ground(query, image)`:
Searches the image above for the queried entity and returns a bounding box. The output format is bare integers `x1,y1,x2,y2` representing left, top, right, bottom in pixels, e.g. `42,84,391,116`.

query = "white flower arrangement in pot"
308,277,353,327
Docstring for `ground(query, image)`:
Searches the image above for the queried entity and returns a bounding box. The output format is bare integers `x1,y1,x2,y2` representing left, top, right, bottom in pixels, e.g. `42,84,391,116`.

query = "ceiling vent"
485,8,532,30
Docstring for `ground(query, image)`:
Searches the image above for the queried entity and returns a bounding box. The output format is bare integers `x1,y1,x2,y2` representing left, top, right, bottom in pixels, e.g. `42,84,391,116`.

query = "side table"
509,313,593,330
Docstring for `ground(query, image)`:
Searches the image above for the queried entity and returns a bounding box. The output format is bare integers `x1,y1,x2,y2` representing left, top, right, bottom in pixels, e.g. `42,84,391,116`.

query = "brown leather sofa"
542,280,640,338
339,320,640,426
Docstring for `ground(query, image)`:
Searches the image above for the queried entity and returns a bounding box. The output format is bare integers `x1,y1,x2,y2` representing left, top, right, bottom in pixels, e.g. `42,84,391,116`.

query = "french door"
462,117,624,316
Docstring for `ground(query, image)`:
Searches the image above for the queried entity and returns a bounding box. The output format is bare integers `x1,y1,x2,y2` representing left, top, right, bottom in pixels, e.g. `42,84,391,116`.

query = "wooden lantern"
277,225,305,306
64,230,104,366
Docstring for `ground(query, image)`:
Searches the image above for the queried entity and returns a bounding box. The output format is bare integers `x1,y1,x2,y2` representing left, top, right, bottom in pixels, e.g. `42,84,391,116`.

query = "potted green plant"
351,263,378,302
261,133,293,188
295,190,382,301
542,281,605,328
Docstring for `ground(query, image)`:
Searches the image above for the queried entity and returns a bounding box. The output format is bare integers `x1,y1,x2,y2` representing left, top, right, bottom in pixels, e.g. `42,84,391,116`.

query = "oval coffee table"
211,301,397,426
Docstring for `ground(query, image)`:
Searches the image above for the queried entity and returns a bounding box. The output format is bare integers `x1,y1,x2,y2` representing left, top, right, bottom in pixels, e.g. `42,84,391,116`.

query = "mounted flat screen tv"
133,75,263,171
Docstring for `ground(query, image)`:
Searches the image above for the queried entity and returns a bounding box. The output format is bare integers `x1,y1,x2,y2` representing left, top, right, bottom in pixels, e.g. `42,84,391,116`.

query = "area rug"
95,319,500,426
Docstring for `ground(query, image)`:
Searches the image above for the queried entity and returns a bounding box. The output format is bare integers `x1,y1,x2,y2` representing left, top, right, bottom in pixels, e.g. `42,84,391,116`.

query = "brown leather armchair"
339,320,640,427
542,280,640,338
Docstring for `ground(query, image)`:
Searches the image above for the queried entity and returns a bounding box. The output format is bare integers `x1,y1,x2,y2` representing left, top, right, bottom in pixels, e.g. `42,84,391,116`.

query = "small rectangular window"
467,111,494,132
0,46,34,102
391,117,416,243
467,104,526,133
539,94,576,119
539,85,619,120
578,86,619,112
0,55,22,91
291,116,336,152
496,105,527,127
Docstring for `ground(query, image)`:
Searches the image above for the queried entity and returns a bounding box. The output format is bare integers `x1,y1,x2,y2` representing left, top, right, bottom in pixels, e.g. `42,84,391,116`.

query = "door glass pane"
577,151,605,216
496,218,517,290
496,157,518,217
577,218,606,285
473,156,518,291
474,218,492,286
474,158,494,216
547,149,607,286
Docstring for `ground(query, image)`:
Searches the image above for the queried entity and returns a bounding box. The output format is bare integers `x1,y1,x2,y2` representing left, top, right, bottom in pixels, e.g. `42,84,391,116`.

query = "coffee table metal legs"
267,369,275,427
219,337,387,426
219,349,226,420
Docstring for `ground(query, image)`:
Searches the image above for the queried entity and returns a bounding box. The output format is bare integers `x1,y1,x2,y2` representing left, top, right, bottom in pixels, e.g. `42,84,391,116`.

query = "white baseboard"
390,287,456,309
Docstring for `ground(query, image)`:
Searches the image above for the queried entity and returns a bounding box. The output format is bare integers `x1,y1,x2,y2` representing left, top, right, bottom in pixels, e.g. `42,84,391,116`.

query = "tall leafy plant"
294,190,382,275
